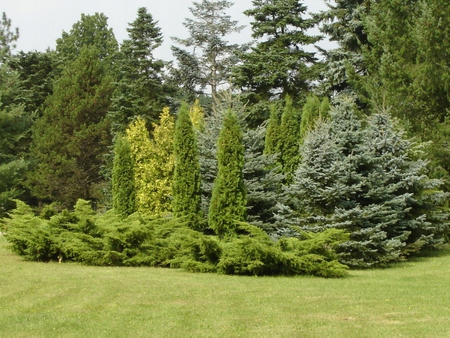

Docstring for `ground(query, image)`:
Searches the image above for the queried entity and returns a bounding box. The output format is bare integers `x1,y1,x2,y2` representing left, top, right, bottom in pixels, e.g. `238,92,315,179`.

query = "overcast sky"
2,0,332,61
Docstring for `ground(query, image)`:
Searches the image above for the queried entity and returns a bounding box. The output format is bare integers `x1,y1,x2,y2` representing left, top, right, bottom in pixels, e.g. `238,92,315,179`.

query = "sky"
2,0,332,61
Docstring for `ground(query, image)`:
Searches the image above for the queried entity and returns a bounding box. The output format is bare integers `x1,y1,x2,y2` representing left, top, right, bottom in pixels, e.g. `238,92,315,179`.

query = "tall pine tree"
172,0,244,101
28,47,112,208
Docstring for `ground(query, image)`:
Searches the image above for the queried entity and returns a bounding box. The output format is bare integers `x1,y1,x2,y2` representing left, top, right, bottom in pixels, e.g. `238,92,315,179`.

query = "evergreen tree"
148,107,175,215
110,8,166,136
27,47,112,208
263,104,281,155
168,46,204,102
276,96,301,182
199,93,284,231
299,95,330,142
172,0,244,101
173,102,203,229
243,121,285,231
0,63,31,217
56,13,118,67
0,12,19,59
283,96,449,267
112,135,136,218
126,109,175,216
189,99,205,132
232,0,320,101
316,0,369,95
362,0,450,177
125,117,152,214
8,50,59,115
209,110,246,238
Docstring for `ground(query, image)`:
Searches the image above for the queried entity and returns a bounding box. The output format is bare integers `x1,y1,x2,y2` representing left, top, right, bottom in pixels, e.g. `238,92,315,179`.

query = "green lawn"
1,235,449,337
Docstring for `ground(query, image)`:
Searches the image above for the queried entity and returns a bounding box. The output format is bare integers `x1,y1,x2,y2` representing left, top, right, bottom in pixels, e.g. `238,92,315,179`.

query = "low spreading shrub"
4,199,348,277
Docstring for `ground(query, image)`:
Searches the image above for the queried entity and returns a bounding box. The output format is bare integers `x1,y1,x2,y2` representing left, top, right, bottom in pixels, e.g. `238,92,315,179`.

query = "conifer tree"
264,105,281,155
112,135,136,218
0,12,19,59
316,0,369,95
28,47,112,208
199,93,284,231
232,0,320,101
110,8,165,136
0,64,30,216
148,107,175,215
276,96,301,182
299,95,330,142
56,13,118,68
172,0,244,101
126,109,175,216
189,99,205,132
173,102,203,229
283,96,449,267
125,117,152,214
209,110,246,238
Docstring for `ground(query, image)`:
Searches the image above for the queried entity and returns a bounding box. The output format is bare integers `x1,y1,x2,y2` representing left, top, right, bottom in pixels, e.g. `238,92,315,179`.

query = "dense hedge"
3,199,349,278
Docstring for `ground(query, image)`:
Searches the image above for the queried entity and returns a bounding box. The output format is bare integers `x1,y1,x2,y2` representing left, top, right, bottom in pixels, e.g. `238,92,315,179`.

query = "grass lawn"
1,235,449,337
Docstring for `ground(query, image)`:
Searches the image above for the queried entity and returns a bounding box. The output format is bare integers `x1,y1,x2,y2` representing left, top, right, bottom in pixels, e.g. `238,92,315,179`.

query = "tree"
198,92,284,231
209,110,246,238
126,109,175,216
299,95,330,142
112,135,136,218
125,117,152,214
0,12,19,60
189,99,205,131
232,0,320,101
172,0,244,101
173,102,203,229
148,107,175,215
168,46,204,102
276,96,301,182
316,0,369,96
264,104,281,155
0,63,31,217
8,50,59,115
283,96,449,267
110,8,166,136
56,13,118,71
27,47,113,208
362,0,450,177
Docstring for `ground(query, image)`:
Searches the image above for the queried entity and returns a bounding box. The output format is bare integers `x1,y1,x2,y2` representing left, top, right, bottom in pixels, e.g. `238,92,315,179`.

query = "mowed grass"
1,236,449,337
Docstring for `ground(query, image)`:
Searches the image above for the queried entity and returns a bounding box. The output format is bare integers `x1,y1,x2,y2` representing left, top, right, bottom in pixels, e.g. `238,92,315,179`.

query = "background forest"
1,0,449,276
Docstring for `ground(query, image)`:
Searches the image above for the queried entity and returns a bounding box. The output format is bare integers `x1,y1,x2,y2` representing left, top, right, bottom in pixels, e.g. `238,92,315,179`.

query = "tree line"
1,0,449,274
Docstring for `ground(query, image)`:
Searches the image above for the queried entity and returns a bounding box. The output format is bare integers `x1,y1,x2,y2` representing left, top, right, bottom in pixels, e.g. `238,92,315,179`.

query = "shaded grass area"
1,235,449,337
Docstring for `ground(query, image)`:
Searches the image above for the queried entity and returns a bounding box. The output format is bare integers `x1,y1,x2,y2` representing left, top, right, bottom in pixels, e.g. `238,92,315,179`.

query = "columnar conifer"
300,95,330,142
209,110,246,238
173,102,202,229
147,108,175,215
112,135,136,218
125,117,152,214
264,105,281,155
276,95,301,182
